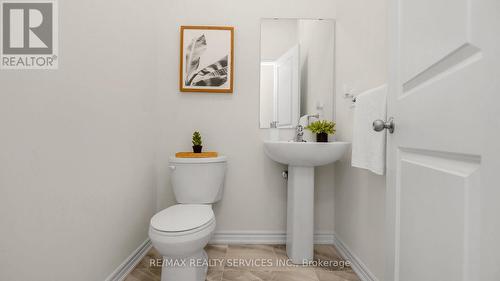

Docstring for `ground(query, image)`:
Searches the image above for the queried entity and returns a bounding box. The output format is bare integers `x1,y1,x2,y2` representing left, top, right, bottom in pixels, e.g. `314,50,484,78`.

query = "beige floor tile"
272,245,288,261
124,274,142,281
273,244,352,272
226,245,276,259
125,268,161,281
207,268,224,281
206,244,228,269
271,245,318,271
315,269,361,281
149,247,161,256
314,245,342,261
222,270,273,281
225,245,277,271
206,245,228,258
271,269,319,281
124,244,361,281
313,245,351,271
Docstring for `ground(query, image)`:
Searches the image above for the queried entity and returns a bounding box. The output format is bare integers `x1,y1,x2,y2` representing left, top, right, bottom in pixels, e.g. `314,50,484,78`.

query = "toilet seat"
150,204,215,235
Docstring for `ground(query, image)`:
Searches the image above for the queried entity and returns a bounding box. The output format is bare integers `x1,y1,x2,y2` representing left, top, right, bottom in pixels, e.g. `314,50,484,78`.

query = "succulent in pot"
306,120,336,142
192,131,203,153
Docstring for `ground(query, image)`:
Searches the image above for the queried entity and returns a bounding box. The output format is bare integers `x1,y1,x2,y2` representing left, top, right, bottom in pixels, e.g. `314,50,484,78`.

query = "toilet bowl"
149,204,216,281
149,156,227,281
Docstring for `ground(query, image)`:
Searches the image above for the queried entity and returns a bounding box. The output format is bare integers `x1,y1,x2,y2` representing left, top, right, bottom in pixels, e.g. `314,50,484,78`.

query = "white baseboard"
104,239,152,281
209,231,334,244
332,234,378,281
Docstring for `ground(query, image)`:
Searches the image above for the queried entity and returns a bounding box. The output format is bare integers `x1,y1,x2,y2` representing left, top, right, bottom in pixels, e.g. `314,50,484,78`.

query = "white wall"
334,0,388,279
155,0,337,235
0,1,158,280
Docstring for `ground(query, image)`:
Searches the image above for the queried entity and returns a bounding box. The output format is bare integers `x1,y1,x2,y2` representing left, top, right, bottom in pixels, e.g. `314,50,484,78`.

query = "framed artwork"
180,26,234,93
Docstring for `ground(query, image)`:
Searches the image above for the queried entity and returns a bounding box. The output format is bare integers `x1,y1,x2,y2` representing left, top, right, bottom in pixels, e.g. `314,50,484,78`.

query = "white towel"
351,85,387,175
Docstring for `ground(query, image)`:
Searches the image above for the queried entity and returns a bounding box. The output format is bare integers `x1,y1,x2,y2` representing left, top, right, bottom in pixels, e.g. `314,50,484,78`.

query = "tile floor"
125,244,360,281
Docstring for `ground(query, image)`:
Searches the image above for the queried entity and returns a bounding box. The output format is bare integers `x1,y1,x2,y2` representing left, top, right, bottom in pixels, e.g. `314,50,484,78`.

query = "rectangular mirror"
259,18,335,128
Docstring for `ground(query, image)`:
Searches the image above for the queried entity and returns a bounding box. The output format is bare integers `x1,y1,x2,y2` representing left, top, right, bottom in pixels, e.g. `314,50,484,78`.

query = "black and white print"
181,27,233,92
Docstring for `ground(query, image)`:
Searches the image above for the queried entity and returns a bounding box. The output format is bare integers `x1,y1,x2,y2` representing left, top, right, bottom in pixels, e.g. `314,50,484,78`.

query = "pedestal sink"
263,141,350,264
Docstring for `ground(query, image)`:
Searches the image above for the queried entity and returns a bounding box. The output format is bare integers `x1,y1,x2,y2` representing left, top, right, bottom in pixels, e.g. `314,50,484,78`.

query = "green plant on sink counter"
306,120,336,142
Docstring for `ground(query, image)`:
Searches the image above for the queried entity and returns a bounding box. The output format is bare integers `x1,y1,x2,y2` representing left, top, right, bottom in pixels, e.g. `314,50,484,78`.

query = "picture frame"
179,26,234,93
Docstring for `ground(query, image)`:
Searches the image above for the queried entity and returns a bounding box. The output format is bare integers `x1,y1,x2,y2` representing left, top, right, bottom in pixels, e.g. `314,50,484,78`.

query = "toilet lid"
150,204,214,232
169,156,227,164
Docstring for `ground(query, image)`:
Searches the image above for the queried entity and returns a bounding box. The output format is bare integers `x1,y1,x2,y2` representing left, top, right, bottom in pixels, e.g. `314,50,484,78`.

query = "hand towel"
351,84,387,175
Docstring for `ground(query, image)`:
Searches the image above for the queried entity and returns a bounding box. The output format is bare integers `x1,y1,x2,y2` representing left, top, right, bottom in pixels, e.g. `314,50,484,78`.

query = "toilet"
149,156,227,281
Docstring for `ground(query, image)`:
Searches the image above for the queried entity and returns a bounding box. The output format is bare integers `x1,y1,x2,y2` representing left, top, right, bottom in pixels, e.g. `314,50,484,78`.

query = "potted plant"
192,131,203,153
306,120,336,142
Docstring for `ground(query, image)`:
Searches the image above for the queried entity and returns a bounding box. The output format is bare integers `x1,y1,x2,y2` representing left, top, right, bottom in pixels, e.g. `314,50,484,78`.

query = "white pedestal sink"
263,141,350,264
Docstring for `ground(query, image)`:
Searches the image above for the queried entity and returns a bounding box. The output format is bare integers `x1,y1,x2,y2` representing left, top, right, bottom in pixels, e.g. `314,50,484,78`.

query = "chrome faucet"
306,114,320,126
294,125,306,142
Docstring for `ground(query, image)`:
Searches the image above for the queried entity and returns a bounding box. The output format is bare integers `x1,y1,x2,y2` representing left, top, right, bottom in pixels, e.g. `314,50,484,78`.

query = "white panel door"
276,45,300,128
386,0,500,280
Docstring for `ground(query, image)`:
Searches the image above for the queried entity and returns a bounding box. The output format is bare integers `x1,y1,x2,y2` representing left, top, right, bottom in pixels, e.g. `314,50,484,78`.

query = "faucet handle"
307,114,320,125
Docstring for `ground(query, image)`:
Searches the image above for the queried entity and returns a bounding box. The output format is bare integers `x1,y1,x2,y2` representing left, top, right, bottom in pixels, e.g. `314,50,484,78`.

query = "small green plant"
192,131,202,146
306,120,336,135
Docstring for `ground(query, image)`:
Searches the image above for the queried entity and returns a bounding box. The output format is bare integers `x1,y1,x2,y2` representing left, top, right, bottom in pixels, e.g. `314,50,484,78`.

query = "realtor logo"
1,0,58,69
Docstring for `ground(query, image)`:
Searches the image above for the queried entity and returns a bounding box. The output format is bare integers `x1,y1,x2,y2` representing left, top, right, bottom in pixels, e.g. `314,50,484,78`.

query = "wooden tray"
175,152,219,158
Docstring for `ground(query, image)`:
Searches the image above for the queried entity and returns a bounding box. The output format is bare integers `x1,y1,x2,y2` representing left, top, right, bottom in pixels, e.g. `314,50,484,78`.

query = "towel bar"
344,92,357,102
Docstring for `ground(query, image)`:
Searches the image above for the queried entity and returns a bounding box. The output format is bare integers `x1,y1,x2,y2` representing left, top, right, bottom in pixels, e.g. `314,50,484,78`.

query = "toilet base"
161,250,208,281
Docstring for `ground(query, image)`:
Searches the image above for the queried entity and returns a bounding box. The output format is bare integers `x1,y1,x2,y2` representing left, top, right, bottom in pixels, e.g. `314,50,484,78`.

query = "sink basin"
263,140,350,264
263,141,350,166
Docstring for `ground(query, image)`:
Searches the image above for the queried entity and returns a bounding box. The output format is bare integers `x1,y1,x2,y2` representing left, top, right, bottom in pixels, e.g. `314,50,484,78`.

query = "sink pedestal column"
286,165,314,264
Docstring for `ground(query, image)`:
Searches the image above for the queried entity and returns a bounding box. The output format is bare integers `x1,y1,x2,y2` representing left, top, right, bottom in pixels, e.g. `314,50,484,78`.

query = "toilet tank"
169,156,227,204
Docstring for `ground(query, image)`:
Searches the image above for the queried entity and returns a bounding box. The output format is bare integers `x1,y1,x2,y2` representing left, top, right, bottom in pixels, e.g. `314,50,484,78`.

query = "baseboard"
332,234,379,281
104,239,152,281
209,231,335,244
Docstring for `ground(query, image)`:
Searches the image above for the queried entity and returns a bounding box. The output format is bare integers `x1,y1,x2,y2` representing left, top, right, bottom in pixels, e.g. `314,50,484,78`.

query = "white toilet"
149,156,227,281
